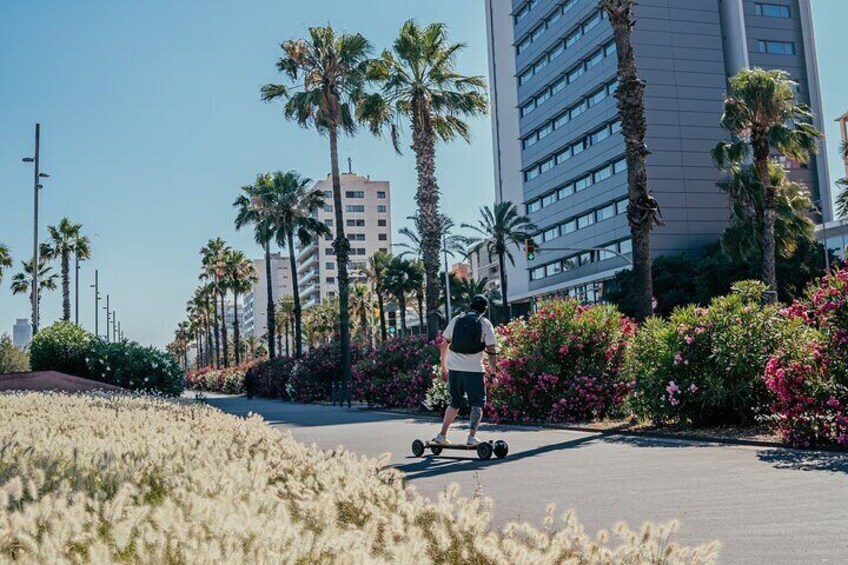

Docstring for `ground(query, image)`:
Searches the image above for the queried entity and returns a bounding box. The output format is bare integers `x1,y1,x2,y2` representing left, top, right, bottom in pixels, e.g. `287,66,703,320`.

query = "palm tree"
384,256,420,336
364,250,391,342
409,260,425,334
452,276,502,314
395,213,466,260
276,296,295,357
360,20,488,340
222,249,258,365
262,25,372,406
712,67,822,300
42,218,91,322
0,244,11,284
601,0,665,320
349,284,373,343
200,238,230,367
264,171,329,358
234,175,278,359
836,140,848,219
11,258,58,327
461,202,536,321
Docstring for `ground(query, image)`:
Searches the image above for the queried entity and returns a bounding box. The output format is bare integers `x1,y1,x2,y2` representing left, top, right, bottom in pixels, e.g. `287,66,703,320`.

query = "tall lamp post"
22,123,50,334
104,294,111,342
90,269,100,337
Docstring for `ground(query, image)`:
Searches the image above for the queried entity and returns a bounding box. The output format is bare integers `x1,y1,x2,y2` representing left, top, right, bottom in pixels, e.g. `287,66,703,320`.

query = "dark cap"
470,294,489,313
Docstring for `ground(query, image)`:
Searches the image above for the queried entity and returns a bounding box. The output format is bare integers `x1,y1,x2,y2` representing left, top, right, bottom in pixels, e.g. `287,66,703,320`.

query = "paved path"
204,394,848,564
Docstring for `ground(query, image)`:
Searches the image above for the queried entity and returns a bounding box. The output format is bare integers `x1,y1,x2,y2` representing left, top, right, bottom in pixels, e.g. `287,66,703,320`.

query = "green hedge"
30,321,93,377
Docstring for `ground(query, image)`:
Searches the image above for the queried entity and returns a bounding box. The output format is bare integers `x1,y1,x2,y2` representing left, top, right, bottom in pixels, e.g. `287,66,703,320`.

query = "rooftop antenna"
347,157,352,174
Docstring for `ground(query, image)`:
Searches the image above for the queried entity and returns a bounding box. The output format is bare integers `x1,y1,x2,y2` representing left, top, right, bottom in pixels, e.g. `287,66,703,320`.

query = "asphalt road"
204,394,848,564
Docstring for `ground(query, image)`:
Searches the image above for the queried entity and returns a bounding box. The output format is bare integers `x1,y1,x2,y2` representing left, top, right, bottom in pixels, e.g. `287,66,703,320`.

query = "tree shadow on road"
757,449,848,474
394,433,601,481
598,435,715,449
206,397,410,428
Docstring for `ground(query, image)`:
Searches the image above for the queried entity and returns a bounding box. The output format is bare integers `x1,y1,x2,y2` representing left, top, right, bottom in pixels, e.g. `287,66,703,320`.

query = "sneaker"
466,436,482,447
431,434,449,445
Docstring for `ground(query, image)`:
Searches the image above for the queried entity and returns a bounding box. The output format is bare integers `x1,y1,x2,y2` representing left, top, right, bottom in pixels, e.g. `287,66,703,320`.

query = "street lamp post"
75,254,80,324
443,232,452,321
90,270,100,337
104,294,111,342
22,124,49,334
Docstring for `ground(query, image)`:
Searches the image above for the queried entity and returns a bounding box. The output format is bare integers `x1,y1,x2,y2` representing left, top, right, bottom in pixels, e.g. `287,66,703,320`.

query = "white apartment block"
243,252,294,338
297,173,392,308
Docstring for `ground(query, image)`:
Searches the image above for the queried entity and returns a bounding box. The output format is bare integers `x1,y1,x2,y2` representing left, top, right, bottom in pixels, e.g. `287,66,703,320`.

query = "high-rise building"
243,253,294,338
486,0,830,305
12,319,31,349
296,172,392,307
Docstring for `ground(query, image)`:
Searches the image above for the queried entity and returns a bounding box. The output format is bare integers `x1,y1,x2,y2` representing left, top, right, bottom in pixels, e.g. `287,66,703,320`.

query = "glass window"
539,157,555,174
556,147,572,164
551,77,566,95
545,262,562,277
544,227,558,242
531,266,545,281
585,49,604,70
567,65,584,83
594,165,612,183
570,100,587,119
538,123,553,140
605,41,617,56
588,89,606,107
326,262,335,270
326,277,335,284
345,190,364,198
579,251,593,265
525,168,539,181
577,213,594,229
571,139,586,156
324,234,333,241
607,80,619,94
524,135,538,149
521,101,535,117
346,205,365,213
531,25,545,41
755,3,790,17
377,191,386,199
325,247,335,255
542,193,556,207
591,126,611,145
554,112,570,129
611,120,622,134
536,90,551,106
324,219,333,226
758,40,795,55
547,9,562,26
517,37,531,54
323,190,333,198
596,204,616,221
519,69,533,86
550,41,565,60
619,239,633,255
378,219,386,227
583,11,603,33
515,4,529,22
557,184,574,199
377,205,387,213
563,0,576,12
616,199,628,215
527,200,541,213
534,57,549,74
378,234,387,241
575,175,592,191
566,29,582,48
324,205,333,212
560,220,576,235
614,157,628,175
350,234,365,241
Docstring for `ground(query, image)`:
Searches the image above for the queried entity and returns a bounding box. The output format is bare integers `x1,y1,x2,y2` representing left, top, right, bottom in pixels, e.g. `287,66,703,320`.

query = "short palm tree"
384,256,420,336
712,67,822,300
836,140,848,219
395,214,466,260
234,175,278,359
276,296,295,357
349,284,373,343
360,20,488,340
265,171,330,359
200,238,230,367
461,202,535,321
262,25,372,405
222,249,258,365
0,244,11,284
364,250,392,342
601,0,665,320
42,218,91,322
11,258,58,327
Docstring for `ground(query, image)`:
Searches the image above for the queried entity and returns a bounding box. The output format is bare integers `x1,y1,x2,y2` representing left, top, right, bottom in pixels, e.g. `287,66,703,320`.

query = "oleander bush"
246,356,296,399
184,361,256,395
490,299,635,423
0,392,719,563
288,343,365,403
353,336,441,408
86,339,184,396
763,268,848,447
29,321,93,377
628,281,801,427
0,334,29,373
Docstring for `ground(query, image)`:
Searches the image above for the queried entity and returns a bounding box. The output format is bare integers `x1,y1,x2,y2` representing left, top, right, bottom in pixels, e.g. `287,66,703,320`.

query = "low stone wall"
0,371,125,393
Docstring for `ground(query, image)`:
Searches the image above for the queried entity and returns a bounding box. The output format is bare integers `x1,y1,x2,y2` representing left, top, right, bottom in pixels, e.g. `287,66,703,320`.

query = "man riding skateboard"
432,294,497,447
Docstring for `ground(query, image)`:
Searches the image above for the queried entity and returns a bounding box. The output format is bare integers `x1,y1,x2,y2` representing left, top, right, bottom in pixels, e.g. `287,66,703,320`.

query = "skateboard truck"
411,438,509,460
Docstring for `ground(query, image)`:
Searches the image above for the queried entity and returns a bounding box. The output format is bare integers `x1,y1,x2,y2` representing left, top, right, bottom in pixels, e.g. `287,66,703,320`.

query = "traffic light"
524,237,538,261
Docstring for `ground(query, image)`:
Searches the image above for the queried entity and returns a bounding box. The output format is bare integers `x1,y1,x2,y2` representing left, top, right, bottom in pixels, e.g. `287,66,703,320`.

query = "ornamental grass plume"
0,392,719,563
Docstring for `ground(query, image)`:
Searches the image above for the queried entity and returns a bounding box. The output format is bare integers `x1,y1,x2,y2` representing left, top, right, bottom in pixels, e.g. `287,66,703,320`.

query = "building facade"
243,253,294,338
12,318,31,349
486,0,830,305
296,173,392,308
466,240,501,292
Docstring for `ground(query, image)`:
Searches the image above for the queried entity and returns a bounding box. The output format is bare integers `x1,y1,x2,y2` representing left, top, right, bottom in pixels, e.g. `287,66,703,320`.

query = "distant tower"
838,112,848,177
13,318,32,349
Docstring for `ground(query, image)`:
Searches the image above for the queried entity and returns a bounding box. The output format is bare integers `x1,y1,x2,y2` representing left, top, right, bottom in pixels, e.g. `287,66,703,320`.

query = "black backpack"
449,312,485,354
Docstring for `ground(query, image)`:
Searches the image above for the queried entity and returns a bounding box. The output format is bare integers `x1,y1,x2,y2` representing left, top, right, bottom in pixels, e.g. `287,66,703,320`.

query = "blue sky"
1,1,847,347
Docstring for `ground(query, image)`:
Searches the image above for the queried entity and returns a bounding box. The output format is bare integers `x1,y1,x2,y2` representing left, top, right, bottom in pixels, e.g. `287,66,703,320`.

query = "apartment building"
242,253,294,338
486,0,830,305
296,173,392,307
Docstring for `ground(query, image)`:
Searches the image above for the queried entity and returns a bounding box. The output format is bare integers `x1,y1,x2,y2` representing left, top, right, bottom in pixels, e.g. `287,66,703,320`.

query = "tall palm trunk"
264,241,276,358
219,290,229,367
232,291,241,365
211,300,220,368
754,142,778,300
61,251,71,321
284,320,290,357
377,291,387,343
205,317,213,368
399,294,408,335
411,101,442,340
607,1,660,321
287,231,304,358
196,336,202,369
497,249,510,324
328,124,352,407
416,291,424,336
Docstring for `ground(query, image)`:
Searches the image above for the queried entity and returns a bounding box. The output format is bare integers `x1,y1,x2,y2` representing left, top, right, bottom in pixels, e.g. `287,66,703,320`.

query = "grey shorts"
448,370,486,409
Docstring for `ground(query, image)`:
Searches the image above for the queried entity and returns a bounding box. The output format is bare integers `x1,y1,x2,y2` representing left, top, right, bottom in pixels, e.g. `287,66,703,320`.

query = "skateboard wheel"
476,442,493,460
411,439,425,457
430,445,443,456
494,440,509,459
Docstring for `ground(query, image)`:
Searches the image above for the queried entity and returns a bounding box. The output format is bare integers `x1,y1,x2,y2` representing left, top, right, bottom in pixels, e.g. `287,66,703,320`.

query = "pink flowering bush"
288,343,365,403
352,336,441,408
489,298,634,423
184,361,257,395
245,356,295,400
764,268,848,447
628,281,799,426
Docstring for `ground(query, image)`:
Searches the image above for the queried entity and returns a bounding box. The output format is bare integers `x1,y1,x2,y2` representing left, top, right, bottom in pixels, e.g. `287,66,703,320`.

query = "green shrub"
86,339,183,396
288,343,364,403
29,321,93,377
0,334,29,373
627,281,800,426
